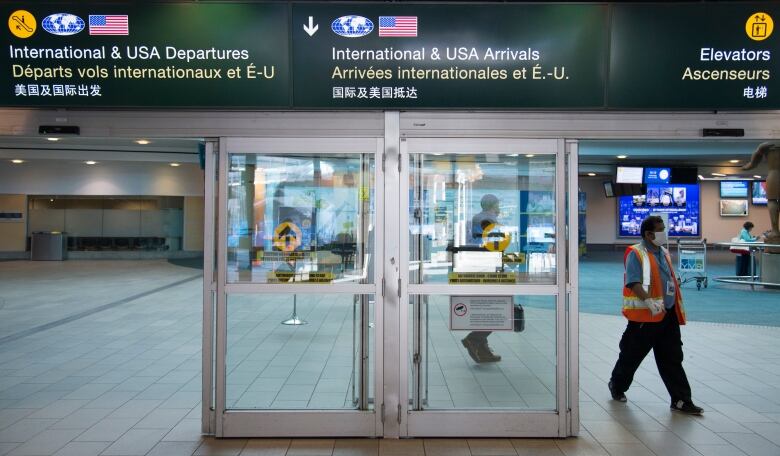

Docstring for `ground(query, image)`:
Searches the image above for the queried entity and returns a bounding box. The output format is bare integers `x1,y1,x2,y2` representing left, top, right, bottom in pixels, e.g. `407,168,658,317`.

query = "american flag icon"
89,15,129,35
378,16,417,37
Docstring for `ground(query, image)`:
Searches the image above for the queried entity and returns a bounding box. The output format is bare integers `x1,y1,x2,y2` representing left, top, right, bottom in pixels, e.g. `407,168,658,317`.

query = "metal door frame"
396,136,577,437
210,137,385,437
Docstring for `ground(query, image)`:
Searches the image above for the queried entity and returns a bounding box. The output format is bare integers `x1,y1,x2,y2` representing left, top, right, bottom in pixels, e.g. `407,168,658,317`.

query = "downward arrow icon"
303,16,318,36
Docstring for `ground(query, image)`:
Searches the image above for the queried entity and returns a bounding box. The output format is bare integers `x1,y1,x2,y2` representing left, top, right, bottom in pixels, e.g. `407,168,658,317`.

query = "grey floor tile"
689,444,749,456
718,432,780,456
194,438,248,456
599,443,655,456
331,439,376,456
287,439,335,456
163,419,203,442
146,441,203,456
467,438,518,455
0,419,58,443
240,439,291,456
6,428,81,456
74,418,139,442
101,428,168,456
51,442,110,456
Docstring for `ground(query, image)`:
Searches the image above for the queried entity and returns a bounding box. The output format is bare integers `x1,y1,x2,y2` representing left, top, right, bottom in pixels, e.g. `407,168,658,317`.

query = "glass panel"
409,154,556,285
227,153,375,284
226,293,374,410
409,294,556,410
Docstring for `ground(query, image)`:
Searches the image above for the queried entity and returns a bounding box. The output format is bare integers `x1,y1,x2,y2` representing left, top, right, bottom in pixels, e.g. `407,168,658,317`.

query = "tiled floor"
1,258,780,455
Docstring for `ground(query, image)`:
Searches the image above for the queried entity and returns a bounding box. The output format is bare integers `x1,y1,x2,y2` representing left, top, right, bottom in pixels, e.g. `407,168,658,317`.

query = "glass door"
399,138,571,437
214,138,384,437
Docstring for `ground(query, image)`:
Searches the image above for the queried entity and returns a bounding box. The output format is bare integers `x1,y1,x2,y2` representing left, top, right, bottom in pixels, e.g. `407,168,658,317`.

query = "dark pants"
610,307,692,404
736,253,754,276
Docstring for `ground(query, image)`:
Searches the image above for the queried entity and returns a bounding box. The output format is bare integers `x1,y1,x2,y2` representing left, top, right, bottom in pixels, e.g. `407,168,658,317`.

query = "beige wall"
0,195,27,251
183,196,204,252
582,178,770,245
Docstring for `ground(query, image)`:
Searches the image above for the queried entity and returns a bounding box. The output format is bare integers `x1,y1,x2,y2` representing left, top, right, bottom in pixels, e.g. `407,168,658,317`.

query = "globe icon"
331,15,374,37
42,14,85,36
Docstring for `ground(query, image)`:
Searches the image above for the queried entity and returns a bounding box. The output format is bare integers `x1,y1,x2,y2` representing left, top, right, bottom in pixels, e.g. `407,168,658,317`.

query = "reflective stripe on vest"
622,243,687,324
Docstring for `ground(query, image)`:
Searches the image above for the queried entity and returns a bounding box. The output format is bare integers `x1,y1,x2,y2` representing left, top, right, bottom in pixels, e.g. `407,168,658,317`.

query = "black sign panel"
609,3,780,109
2,3,290,107
291,4,609,108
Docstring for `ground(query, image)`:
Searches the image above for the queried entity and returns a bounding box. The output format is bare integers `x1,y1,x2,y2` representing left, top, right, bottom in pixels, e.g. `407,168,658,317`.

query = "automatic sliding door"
215,138,383,437
401,138,568,437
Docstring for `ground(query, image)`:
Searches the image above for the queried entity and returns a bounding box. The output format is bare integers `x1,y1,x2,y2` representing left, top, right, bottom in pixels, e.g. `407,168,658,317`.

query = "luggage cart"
676,238,708,290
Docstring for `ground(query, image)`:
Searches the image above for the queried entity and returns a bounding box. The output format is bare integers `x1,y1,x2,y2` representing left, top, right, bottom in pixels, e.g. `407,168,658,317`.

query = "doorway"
204,127,579,438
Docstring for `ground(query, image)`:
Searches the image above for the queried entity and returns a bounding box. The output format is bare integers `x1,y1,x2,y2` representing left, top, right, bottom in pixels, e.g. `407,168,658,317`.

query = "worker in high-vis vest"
608,215,703,415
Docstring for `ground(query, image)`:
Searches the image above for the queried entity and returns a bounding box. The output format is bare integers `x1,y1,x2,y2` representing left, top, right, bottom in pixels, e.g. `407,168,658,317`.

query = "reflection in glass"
409,154,556,284
409,295,556,411
227,154,374,284
226,294,374,410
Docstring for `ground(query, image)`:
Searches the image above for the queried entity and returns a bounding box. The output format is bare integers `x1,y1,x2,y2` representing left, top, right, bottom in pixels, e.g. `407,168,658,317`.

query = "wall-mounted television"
644,167,671,184
618,184,700,237
720,180,749,198
720,199,748,217
752,181,767,205
616,166,643,184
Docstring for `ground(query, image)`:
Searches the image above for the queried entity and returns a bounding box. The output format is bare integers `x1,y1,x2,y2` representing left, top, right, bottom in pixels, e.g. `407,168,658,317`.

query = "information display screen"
720,180,749,198
752,180,767,205
616,166,643,184
644,167,671,184
618,184,700,237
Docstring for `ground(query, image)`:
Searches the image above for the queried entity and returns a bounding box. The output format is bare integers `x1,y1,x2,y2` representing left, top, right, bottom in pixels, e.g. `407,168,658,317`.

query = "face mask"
651,229,668,247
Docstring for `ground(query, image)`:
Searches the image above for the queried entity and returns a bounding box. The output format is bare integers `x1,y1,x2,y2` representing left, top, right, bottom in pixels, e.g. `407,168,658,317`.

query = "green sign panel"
1,2,779,110
291,4,608,108
609,3,780,109
2,3,289,107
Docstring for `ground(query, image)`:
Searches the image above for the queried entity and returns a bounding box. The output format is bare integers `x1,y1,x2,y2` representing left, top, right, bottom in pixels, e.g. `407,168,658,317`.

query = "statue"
743,142,780,244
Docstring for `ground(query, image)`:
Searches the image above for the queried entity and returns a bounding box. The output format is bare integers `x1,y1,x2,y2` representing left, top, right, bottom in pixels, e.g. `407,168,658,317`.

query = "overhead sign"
608,4,780,109
1,3,290,107
1,3,779,109
292,3,608,108
450,296,513,331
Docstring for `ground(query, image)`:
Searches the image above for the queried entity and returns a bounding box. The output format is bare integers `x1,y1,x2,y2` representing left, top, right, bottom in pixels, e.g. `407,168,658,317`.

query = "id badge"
666,281,675,296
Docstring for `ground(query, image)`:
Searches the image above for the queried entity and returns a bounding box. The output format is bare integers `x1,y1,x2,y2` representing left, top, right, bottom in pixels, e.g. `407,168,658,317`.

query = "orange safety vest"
622,243,686,325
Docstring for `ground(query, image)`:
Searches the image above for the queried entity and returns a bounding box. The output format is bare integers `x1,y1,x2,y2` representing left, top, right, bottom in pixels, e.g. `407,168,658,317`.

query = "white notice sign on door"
450,296,513,331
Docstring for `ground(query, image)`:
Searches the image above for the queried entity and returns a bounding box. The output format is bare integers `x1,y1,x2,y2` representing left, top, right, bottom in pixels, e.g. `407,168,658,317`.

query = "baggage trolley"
676,238,707,290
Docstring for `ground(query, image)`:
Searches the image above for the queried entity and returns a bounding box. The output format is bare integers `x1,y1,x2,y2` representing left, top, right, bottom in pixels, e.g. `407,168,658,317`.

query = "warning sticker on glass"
449,296,513,331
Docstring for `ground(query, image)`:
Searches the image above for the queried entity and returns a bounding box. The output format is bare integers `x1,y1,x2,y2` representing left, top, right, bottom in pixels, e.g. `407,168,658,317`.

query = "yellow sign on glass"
746,12,773,41
448,272,517,284
481,223,511,252
273,221,302,252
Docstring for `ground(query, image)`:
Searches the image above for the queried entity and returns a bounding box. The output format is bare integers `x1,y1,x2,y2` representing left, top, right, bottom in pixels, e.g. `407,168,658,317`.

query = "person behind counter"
735,221,759,277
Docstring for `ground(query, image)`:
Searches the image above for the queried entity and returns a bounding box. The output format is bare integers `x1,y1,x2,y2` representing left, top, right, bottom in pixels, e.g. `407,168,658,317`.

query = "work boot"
671,400,703,415
608,381,627,402
477,342,502,363
461,337,482,363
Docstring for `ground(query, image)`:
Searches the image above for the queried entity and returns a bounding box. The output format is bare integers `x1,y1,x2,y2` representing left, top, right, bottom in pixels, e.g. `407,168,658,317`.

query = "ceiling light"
170,163,180,167
617,155,627,159
11,159,24,164
135,139,151,145
729,159,739,164
47,137,59,142
587,172,596,176
49,199,54,202
698,175,704,180
508,154,519,157
711,173,726,177
85,161,97,165
525,154,535,158
754,175,762,179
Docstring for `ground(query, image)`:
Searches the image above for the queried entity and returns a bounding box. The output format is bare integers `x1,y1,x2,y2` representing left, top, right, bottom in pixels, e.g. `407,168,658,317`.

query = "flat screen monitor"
618,184,700,237
752,180,767,205
720,180,749,198
644,167,671,184
669,167,698,184
616,166,643,184
603,181,615,198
